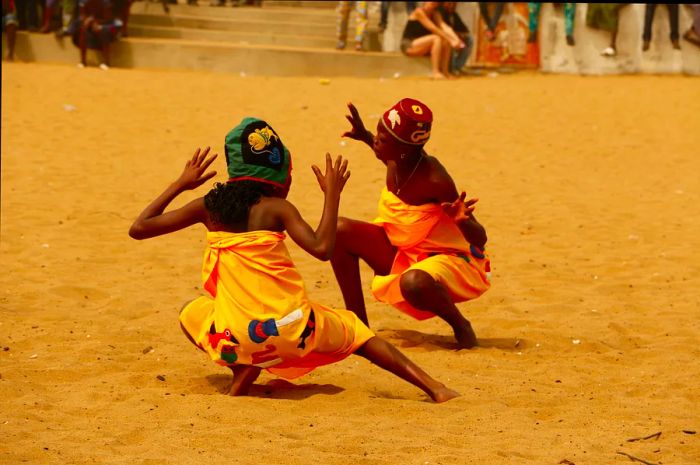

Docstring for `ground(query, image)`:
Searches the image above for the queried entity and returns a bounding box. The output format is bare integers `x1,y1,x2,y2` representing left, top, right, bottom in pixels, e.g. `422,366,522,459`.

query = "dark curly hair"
204,180,269,229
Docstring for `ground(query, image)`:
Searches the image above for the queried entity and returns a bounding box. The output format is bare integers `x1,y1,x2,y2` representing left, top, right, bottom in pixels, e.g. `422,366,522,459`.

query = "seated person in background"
73,0,122,69
401,1,464,79
439,2,473,75
2,0,18,61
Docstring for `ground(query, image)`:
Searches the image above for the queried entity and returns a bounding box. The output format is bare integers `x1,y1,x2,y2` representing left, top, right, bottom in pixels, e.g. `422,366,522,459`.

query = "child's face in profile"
374,122,405,162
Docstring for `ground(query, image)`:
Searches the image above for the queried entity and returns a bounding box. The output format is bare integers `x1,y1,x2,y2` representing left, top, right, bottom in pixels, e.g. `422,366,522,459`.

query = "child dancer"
129,117,459,402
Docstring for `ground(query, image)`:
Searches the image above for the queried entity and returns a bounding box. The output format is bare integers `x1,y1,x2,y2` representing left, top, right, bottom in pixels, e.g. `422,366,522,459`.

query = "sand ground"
1,62,699,465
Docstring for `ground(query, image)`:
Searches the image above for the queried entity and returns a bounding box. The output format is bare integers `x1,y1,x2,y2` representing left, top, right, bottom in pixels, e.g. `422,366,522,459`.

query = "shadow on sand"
378,328,526,352
206,374,345,400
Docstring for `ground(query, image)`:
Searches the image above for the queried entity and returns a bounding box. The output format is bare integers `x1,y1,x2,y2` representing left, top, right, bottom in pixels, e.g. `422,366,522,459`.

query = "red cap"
381,98,432,145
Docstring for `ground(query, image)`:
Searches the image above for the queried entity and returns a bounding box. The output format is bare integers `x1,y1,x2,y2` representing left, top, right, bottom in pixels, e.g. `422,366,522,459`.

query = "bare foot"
227,365,261,396
431,72,447,80
454,323,477,349
430,385,461,403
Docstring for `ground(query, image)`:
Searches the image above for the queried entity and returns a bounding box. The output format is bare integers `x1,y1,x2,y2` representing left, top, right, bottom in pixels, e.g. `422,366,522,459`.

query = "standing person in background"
439,2,473,75
2,0,18,60
528,2,576,46
683,4,700,47
401,1,464,79
586,3,628,57
478,2,504,41
642,4,680,51
336,1,367,51
378,1,415,33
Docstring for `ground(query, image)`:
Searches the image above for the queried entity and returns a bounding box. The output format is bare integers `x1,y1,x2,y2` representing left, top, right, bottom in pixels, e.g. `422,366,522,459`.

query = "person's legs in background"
2,9,19,60
642,3,656,51
336,0,351,49
527,2,540,43
379,0,388,32
666,4,680,49
352,0,367,51
450,34,472,74
564,2,576,45
479,2,504,41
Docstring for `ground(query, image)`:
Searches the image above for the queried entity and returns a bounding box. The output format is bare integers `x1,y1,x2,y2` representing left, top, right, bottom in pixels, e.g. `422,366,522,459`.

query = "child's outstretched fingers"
311,153,333,192
442,193,478,220
342,102,368,140
176,147,218,190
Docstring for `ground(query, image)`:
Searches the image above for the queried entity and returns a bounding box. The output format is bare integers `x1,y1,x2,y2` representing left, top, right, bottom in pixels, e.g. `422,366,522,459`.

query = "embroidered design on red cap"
381,98,433,146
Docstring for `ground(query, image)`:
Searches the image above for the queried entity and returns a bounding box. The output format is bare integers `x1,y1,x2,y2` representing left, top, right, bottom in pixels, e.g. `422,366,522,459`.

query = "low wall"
383,2,700,75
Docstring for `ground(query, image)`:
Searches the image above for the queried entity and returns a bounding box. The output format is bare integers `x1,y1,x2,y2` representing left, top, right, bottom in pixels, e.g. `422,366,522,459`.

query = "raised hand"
441,192,478,223
341,102,370,144
175,147,218,191
311,153,351,196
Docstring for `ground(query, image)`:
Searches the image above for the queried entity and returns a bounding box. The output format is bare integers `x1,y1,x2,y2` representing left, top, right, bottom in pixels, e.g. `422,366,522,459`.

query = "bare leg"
439,39,453,77
101,41,110,67
405,34,447,79
228,365,261,396
179,300,206,353
430,36,446,79
79,26,88,65
400,269,477,348
330,217,395,326
355,336,460,403
39,4,53,33
4,23,17,60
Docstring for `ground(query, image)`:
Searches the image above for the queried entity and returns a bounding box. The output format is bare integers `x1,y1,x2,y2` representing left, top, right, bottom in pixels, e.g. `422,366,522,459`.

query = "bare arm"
440,21,464,48
414,8,454,43
441,191,488,250
129,147,217,240
273,154,350,261
434,175,487,250
342,102,387,166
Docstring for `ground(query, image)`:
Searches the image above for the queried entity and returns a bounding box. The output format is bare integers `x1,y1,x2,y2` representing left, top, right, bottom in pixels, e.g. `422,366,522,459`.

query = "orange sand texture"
1,62,699,465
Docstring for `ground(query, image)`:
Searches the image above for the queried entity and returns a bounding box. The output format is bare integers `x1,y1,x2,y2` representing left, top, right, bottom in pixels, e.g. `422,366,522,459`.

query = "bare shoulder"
425,154,458,201
247,196,291,232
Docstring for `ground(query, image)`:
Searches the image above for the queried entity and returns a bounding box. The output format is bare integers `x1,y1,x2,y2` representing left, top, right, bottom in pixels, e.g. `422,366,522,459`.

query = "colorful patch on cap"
241,121,284,170
381,98,433,145
225,117,292,190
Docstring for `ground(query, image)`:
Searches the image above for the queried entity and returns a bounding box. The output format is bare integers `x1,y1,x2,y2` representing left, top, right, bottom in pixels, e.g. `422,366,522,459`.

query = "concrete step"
126,24,337,48
128,4,382,50
129,13,339,35
262,1,337,8
5,31,430,77
130,2,380,26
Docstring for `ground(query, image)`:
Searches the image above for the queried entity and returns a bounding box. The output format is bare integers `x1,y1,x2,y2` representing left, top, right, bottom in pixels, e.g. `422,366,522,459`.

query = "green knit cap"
224,117,292,192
